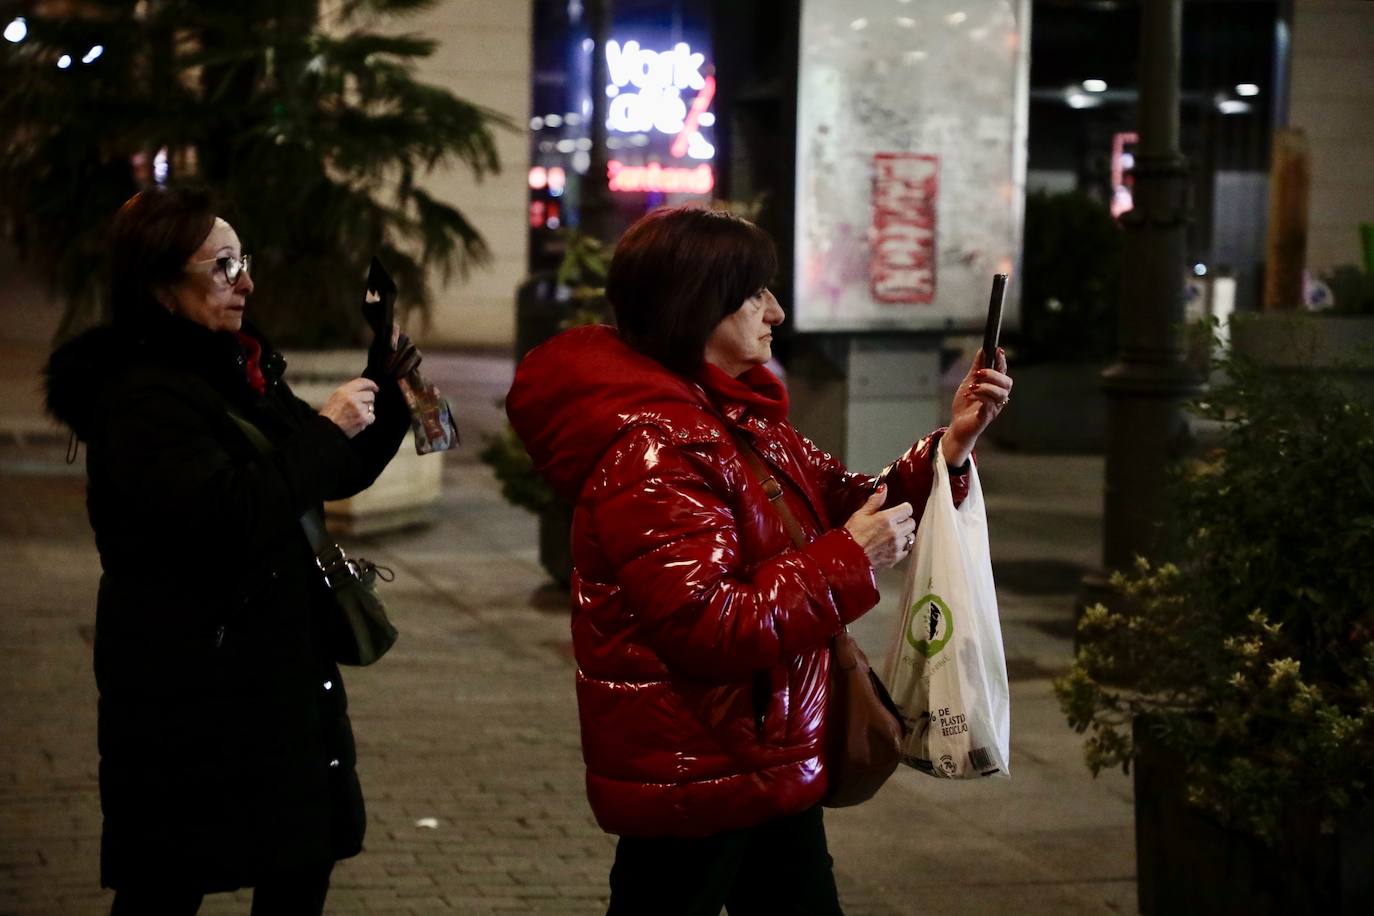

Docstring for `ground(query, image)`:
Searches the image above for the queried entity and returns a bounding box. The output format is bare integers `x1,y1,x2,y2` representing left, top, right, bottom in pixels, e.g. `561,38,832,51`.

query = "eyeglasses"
188,253,252,285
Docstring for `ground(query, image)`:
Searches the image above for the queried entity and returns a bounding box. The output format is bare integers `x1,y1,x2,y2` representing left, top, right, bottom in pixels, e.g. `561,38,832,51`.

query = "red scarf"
234,332,267,395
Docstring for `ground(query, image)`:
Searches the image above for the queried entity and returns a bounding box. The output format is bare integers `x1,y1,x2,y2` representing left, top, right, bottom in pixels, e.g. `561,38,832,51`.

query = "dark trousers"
606,806,844,916
109,860,334,916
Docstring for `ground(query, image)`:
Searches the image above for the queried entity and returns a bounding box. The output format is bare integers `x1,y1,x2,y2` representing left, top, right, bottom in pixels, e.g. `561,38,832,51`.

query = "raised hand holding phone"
939,274,1014,468
983,273,1007,369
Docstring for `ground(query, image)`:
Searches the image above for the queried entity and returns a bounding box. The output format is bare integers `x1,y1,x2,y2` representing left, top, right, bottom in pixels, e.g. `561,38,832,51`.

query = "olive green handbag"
226,409,398,666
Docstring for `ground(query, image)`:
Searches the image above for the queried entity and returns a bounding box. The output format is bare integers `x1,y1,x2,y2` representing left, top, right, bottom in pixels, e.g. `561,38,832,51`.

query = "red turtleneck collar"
695,361,789,424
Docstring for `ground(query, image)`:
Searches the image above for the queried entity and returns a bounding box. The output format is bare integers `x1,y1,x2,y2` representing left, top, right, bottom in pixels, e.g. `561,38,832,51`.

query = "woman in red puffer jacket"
506,207,1012,915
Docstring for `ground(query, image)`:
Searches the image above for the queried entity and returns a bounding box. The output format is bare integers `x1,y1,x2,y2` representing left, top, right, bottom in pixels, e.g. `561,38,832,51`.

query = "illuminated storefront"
528,0,716,268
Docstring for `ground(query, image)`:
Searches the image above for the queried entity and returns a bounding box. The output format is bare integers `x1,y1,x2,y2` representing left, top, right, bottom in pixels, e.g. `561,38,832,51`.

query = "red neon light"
608,160,714,195
671,74,716,160
870,152,938,304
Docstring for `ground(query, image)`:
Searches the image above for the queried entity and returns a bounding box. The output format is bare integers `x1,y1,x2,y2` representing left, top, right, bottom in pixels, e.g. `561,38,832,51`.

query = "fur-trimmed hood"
44,315,282,440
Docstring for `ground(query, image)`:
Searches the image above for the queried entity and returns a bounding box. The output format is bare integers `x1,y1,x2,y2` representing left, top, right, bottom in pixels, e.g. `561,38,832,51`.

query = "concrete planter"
1229,313,1374,402
284,350,442,536
985,360,1109,454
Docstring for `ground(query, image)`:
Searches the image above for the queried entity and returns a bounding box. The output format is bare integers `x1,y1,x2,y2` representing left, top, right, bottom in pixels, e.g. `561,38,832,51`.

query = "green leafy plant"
1,0,512,345
479,228,612,514
552,227,613,330
478,423,554,514
1055,355,1374,843
1013,190,1124,363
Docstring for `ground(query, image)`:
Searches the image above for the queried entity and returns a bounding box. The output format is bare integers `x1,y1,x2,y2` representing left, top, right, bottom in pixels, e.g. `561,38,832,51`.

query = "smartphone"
982,273,1008,368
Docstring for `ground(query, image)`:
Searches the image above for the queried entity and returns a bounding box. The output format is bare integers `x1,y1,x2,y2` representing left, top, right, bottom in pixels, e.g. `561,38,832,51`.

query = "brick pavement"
0,352,1136,915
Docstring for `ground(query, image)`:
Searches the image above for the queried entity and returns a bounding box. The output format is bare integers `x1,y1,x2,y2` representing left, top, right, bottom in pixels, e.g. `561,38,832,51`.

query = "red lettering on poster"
871,153,938,304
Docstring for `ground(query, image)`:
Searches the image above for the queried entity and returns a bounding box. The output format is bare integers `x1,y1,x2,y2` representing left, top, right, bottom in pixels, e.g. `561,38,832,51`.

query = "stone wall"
401,2,532,350
1289,0,1374,273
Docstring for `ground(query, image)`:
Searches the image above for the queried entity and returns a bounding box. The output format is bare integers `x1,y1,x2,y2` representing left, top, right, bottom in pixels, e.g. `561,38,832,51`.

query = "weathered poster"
871,153,939,305
795,0,1030,332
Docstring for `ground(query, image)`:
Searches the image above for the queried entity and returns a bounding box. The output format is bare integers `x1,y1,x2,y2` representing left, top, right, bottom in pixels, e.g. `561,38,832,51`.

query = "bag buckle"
316,544,351,588
760,476,784,501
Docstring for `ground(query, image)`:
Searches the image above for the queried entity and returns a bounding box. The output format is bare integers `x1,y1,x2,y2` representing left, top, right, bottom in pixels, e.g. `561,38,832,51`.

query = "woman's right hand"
843,485,916,571
319,378,379,439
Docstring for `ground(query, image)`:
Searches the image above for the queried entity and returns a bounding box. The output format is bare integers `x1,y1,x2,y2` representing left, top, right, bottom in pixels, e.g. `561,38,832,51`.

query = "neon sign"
607,40,706,92
605,39,713,155
608,161,714,195
1110,132,1138,218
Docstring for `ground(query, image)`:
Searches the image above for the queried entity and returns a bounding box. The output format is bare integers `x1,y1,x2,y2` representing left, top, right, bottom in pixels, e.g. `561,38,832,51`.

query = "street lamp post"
581,0,615,244
1098,0,1202,580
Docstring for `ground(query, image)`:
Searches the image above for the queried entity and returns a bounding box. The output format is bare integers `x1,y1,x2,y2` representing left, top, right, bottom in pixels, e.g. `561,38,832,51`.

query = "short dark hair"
109,187,217,328
606,207,777,375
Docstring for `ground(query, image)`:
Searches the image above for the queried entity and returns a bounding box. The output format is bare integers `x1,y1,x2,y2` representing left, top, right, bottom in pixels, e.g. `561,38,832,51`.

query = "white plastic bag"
883,456,1010,779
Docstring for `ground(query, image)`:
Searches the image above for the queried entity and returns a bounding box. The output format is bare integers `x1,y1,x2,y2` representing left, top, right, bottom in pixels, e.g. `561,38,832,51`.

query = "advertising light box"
794,0,1030,333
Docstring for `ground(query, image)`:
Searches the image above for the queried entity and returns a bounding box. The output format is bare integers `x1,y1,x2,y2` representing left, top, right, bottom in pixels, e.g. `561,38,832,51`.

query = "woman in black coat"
44,187,413,914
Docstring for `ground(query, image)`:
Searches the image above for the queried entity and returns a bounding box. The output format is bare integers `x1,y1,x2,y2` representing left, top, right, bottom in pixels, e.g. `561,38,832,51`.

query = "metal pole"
581,0,615,244
1098,0,1201,575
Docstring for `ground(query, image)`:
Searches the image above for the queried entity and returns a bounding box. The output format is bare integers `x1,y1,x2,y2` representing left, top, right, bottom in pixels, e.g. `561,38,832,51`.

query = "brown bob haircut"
606,207,777,375
109,186,218,328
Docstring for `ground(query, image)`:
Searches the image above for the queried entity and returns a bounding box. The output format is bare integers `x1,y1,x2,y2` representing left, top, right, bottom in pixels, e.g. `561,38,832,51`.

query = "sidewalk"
0,349,1134,915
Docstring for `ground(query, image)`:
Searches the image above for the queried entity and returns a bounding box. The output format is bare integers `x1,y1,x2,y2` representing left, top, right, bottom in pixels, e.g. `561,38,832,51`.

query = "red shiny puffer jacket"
507,326,965,838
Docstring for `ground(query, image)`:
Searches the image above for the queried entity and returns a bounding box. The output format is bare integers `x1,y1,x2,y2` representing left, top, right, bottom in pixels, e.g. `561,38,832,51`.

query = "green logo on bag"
907,593,953,658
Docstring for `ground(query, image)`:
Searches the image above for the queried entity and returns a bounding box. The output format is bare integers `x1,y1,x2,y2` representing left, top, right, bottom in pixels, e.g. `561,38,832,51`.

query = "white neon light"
1218,99,1251,115
604,39,713,154
57,54,73,69
4,17,26,43
606,40,705,91
609,89,687,134
1082,79,1107,93
82,45,103,64
1235,83,1260,97
686,133,715,160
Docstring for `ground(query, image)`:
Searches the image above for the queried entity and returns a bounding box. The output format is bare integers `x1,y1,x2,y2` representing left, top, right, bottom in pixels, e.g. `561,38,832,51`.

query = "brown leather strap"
731,433,807,549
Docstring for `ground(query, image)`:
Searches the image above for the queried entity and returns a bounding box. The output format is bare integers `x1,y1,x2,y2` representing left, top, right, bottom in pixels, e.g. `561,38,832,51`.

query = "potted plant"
2,0,511,532
992,189,1124,452
482,229,613,586
1054,355,1374,914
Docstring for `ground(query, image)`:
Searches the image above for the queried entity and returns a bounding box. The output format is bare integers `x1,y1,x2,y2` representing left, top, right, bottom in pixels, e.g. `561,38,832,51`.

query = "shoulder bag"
729,431,905,808
226,408,398,666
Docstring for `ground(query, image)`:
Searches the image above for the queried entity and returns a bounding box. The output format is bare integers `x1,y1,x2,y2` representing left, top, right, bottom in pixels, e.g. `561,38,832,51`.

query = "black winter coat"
44,313,410,891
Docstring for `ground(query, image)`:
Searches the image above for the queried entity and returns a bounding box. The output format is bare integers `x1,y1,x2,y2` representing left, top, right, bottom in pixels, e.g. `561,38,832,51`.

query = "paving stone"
0,350,1134,914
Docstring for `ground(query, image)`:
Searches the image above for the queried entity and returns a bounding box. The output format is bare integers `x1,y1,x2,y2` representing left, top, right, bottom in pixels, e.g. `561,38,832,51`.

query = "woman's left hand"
940,347,1012,467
